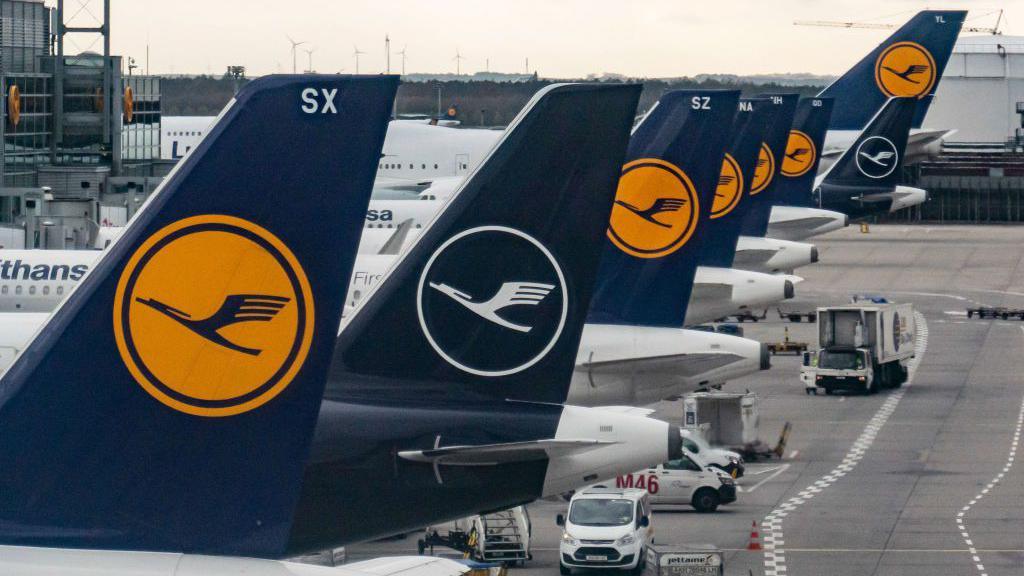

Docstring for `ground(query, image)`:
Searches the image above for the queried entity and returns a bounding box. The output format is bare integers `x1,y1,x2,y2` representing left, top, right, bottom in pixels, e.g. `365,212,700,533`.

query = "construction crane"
795,9,1003,35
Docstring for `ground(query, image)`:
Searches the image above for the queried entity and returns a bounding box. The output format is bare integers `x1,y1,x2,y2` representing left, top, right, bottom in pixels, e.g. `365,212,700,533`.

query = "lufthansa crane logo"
781,130,816,178
711,153,743,219
113,215,315,417
418,226,568,377
875,41,936,99
608,158,699,259
855,136,899,179
750,143,775,195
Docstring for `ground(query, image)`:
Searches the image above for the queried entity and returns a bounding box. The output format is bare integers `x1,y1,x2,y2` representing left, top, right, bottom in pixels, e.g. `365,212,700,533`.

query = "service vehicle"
557,488,652,575
612,452,737,512
801,301,915,395
680,428,744,478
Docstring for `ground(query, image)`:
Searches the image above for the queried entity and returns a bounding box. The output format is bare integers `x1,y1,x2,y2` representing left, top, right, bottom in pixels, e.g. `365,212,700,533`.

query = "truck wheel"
692,488,720,513
560,562,571,575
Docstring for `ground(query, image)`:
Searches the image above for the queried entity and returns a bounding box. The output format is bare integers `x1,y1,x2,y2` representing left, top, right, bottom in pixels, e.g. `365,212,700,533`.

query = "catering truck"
801,301,915,395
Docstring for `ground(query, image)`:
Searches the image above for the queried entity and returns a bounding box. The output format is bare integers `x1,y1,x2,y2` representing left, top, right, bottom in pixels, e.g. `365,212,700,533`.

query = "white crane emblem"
429,281,556,333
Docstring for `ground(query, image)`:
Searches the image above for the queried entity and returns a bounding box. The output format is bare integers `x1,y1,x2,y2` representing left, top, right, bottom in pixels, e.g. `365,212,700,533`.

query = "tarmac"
345,224,1024,576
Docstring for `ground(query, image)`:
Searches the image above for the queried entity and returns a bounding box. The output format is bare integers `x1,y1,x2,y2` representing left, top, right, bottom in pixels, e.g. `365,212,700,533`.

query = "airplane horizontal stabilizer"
399,438,615,466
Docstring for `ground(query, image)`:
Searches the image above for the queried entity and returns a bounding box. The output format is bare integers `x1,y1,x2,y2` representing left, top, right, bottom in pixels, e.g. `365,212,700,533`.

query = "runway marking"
760,312,928,576
739,464,791,494
955,329,1024,576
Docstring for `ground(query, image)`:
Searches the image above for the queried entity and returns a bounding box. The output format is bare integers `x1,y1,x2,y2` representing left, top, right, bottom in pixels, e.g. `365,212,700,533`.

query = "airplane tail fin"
773,97,835,207
698,97,775,269
0,75,398,557
818,10,966,129
587,90,739,327
821,97,915,187
739,93,799,238
331,83,641,404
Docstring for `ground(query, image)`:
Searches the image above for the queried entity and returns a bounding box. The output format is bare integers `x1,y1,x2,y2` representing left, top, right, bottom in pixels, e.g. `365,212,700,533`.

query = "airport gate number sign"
616,474,659,494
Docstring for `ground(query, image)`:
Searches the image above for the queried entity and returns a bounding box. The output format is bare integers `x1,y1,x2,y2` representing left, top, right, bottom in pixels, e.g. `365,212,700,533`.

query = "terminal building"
0,0,164,248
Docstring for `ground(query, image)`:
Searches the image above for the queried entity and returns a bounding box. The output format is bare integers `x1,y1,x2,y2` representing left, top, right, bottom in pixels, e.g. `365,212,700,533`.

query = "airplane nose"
784,279,795,300
810,246,819,264
760,342,772,370
668,425,683,460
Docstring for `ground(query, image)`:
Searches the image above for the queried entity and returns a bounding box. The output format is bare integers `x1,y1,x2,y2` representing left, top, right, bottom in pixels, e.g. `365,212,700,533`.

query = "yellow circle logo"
7,85,20,128
750,143,775,195
781,130,816,178
113,215,315,417
711,153,743,219
607,158,699,259
875,41,936,99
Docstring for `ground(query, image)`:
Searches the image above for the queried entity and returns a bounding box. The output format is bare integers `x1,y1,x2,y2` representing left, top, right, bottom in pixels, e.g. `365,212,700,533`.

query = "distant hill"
160,74,827,126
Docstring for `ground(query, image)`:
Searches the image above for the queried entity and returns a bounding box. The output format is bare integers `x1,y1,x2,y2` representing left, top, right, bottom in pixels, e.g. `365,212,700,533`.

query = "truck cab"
802,346,872,394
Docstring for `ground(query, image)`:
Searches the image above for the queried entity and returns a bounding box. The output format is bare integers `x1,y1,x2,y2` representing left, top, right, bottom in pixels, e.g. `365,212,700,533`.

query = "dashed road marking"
761,312,928,576
955,328,1024,576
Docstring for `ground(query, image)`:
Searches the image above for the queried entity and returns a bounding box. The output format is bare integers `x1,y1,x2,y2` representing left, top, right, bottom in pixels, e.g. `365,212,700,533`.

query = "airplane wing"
378,219,415,255
398,439,614,466
580,351,745,378
589,406,657,417
731,248,777,268
767,216,845,231
343,556,470,576
689,282,734,303
372,176,434,195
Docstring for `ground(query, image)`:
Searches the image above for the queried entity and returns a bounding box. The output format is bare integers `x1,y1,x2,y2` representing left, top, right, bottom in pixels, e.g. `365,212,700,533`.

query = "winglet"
588,90,740,327
330,83,641,405
818,10,966,129
0,75,398,557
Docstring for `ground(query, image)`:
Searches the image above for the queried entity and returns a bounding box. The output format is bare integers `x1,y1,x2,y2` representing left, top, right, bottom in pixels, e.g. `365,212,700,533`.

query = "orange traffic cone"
747,520,762,551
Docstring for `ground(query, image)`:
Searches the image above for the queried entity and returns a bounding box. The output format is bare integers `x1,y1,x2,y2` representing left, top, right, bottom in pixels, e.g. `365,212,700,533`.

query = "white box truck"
801,301,915,395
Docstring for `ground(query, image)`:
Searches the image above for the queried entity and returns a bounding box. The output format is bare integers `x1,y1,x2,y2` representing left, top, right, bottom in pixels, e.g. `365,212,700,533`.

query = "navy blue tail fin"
586,90,739,327
821,97,915,187
818,10,966,129
773,97,835,207
739,93,799,238
0,76,398,557
330,83,640,404
699,98,776,268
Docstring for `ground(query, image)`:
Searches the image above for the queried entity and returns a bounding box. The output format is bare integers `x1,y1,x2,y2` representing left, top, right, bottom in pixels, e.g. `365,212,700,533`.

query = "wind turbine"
453,48,465,76
304,46,316,73
353,45,366,74
286,35,306,74
395,45,408,76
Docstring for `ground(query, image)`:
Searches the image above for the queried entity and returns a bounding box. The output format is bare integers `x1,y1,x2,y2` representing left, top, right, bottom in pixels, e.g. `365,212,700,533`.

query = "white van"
614,452,736,512
681,428,745,478
556,488,651,575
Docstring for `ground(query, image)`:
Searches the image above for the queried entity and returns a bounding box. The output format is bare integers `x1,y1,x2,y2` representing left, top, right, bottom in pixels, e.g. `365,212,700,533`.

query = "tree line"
161,74,825,126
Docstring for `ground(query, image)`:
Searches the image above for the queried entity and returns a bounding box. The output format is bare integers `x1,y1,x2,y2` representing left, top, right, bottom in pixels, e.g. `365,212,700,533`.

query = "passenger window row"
1,284,65,296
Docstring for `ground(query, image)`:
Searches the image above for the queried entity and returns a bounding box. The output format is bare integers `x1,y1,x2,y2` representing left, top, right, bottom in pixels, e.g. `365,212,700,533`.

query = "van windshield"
819,350,864,370
569,498,634,527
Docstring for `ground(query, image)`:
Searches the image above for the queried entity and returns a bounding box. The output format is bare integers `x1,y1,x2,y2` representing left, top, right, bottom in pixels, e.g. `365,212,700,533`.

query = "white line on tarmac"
954,328,1024,576
740,464,790,494
760,312,928,576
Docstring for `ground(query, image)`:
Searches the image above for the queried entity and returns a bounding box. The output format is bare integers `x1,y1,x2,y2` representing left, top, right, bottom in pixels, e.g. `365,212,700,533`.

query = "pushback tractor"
801,300,916,395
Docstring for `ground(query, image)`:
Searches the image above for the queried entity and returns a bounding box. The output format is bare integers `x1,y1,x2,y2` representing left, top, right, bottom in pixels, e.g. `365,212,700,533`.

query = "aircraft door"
455,153,470,176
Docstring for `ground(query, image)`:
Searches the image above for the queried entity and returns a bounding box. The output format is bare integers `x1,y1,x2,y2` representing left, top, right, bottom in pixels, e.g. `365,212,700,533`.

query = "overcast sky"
74,1,1019,78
